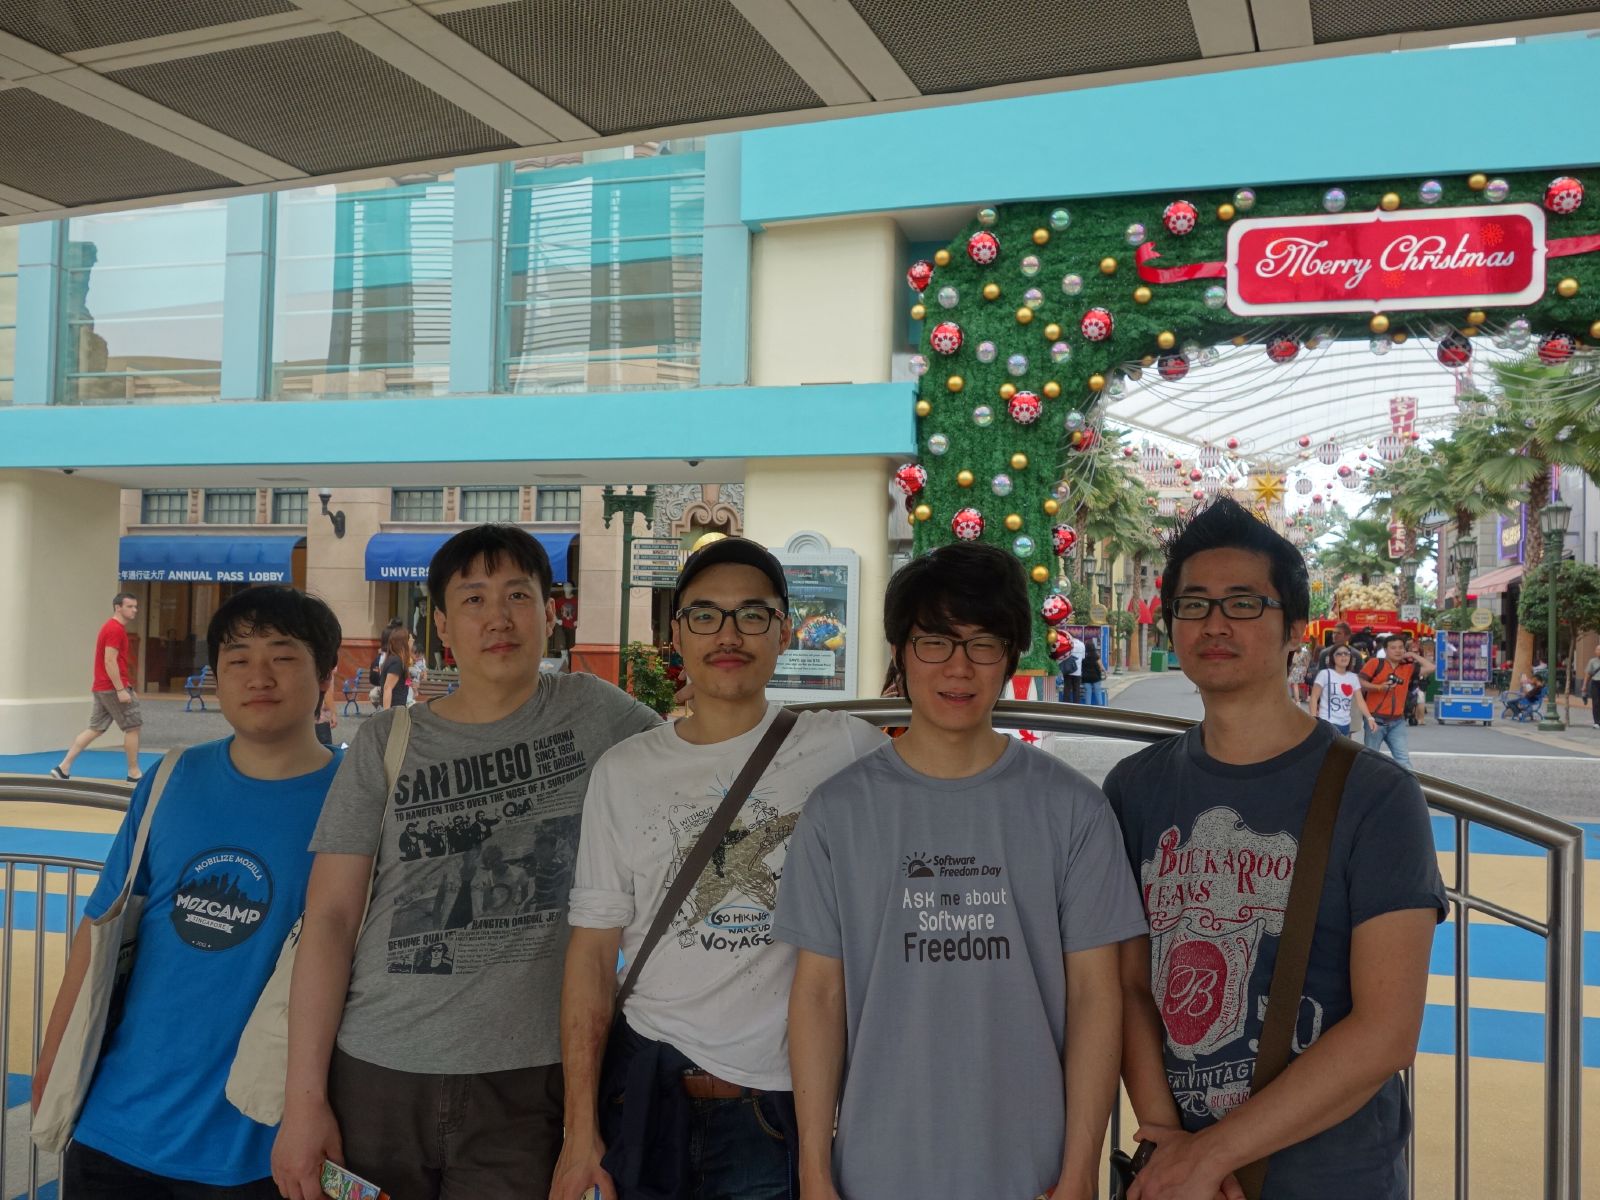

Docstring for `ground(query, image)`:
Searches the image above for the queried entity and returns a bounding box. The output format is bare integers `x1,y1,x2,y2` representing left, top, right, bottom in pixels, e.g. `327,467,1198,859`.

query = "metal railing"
0,703,1586,1199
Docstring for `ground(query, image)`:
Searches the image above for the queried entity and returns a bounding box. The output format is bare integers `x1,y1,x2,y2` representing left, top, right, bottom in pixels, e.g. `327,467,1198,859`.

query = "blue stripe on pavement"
1428,816,1600,860
6,1072,29,1107
0,749,159,779
0,891,93,934
0,828,117,860
1429,922,1600,988
1419,1004,1600,1068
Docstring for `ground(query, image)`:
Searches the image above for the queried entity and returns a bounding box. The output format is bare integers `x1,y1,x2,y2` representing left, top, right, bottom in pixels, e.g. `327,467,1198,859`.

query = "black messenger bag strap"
612,707,799,1013
1234,737,1358,1200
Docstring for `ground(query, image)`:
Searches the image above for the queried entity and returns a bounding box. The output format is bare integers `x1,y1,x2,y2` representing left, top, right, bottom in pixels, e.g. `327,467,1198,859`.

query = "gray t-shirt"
773,738,1147,1199
311,672,659,1073
1103,720,1446,1200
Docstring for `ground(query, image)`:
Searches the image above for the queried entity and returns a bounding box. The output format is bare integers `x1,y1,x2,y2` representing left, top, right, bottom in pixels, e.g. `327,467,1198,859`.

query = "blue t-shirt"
74,738,340,1185
1103,721,1445,1200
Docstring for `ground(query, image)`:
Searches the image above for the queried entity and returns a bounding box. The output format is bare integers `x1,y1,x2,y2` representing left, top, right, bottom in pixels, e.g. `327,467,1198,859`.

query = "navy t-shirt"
1103,720,1445,1199
74,738,340,1185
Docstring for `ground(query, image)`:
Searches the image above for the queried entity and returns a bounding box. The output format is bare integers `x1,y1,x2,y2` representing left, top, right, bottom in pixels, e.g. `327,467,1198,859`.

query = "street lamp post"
601,484,657,689
1453,531,1477,616
1538,501,1571,731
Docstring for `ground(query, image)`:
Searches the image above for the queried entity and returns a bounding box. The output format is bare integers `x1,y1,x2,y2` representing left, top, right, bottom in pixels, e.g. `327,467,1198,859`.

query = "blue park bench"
183,665,215,712
342,668,370,716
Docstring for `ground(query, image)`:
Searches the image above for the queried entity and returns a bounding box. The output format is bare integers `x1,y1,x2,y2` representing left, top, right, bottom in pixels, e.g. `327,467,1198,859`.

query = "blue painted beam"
741,40,1600,226
449,164,502,395
0,383,915,467
220,193,271,401
699,134,749,386
13,221,62,405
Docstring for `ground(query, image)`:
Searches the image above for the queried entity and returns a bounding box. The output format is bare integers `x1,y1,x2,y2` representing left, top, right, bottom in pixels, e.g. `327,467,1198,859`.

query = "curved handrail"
0,773,132,813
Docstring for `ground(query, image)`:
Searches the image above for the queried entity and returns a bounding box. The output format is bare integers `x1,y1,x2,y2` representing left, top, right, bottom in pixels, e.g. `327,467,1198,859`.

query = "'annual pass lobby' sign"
1226,204,1547,314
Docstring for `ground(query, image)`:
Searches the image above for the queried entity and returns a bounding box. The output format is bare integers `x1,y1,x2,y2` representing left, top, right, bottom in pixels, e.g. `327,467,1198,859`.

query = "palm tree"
1317,515,1395,584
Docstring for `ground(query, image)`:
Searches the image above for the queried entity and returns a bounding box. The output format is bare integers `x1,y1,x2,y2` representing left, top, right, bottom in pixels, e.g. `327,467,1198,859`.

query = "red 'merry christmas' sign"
1225,204,1546,314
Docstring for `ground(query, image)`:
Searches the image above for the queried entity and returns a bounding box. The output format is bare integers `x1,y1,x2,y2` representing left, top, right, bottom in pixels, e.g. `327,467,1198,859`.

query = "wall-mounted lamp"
318,488,346,539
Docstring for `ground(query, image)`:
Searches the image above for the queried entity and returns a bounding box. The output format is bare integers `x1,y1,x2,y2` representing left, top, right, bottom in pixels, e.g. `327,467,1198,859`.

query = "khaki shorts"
88,689,142,733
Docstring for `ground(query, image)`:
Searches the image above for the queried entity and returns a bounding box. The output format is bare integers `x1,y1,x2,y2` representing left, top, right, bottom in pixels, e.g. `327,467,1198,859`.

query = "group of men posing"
35,498,1444,1200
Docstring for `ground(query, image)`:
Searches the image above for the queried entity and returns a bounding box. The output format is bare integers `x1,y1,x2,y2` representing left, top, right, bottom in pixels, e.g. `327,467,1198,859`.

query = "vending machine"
1435,629,1494,725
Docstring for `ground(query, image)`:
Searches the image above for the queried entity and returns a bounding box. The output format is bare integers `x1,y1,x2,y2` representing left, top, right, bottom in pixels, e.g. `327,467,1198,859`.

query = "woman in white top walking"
1308,643,1377,737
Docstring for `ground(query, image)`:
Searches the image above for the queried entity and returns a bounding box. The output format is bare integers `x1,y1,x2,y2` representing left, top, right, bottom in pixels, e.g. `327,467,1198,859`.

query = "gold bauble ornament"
1557,277,1580,298
1043,323,1061,341
1042,381,1061,399
1004,514,1023,532
999,382,1017,400
1088,373,1106,391
914,503,932,522
1032,228,1050,245
1468,173,1487,191
1016,307,1034,324
1369,314,1390,334
1133,286,1152,304
1590,320,1600,339
1010,452,1029,470
1461,326,1479,337
1380,192,1401,211
934,248,951,266
914,399,932,417
1140,354,1156,366
946,374,964,393
1229,335,1246,347
1467,310,1487,326
1217,203,1235,221
1031,565,1051,583
1043,498,1060,515
983,282,1001,301
956,470,974,488
1156,330,1176,350
1099,256,1118,275
1391,331,1408,344
910,303,925,320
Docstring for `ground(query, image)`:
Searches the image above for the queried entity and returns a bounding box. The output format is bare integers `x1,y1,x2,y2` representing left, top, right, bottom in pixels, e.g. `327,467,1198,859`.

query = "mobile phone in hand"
321,1160,389,1200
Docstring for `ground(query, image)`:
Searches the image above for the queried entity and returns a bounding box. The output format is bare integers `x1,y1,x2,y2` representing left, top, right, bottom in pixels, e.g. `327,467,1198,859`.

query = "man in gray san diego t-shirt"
775,543,1146,1200
273,525,658,1200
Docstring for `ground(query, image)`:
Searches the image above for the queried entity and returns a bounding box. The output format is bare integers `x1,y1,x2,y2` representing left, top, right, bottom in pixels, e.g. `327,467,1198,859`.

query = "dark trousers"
1062,674,1083,703
329,1047,564,1200
1588,678,1600,726
63,1141,278,1200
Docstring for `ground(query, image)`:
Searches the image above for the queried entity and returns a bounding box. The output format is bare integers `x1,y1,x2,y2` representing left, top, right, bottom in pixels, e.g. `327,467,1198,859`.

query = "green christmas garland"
907,168,1600,672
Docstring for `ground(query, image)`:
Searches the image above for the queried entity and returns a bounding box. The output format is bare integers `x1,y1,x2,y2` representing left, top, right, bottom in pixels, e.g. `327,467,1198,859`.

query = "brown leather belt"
680,1070,765,1100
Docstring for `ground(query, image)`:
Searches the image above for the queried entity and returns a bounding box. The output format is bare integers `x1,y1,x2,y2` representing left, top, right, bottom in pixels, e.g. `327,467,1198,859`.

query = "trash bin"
1149,649,1166,673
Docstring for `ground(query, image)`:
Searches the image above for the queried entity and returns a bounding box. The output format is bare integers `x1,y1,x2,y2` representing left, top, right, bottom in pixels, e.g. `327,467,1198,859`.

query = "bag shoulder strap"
108,748,184,913
1235,736,1359,1200
613,707,798,1013
355,706,412,932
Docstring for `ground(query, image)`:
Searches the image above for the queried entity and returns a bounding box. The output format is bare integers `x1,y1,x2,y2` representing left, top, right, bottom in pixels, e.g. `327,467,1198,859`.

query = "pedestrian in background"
1586,648,1600,728
53,593,144,783
1081,637,1106,706
379,626,413,709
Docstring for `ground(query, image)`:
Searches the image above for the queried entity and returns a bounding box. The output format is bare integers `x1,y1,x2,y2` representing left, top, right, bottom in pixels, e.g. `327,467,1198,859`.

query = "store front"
118,534,305,691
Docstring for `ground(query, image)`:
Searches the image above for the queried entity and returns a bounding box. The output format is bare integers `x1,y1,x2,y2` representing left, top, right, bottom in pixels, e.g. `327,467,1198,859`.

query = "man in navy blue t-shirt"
1105,499,1444,1200
34,586,345,1198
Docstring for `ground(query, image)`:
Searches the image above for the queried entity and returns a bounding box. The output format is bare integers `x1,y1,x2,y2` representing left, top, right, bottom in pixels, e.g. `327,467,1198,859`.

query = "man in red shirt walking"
53,592,144,782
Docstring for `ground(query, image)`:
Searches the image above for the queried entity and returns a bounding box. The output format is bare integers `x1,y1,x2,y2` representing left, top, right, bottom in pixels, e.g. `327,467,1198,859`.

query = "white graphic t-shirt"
1313,668,1361,726
569,705,885,1089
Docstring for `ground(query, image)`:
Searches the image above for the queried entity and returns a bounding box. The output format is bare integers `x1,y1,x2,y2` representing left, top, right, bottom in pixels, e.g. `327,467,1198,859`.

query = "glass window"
534,486,581,523
140,488,189,525
61,200,226,404
392,488,444,521
461,486,520,522
0,225,15,406
204,488,256,524
272,174,454,401
502,143,703,393
271,488,308,525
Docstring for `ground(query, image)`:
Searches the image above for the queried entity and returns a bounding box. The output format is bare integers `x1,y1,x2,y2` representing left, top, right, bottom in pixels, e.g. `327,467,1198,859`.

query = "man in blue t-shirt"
1104,499,1445,1200
33,586,344,1198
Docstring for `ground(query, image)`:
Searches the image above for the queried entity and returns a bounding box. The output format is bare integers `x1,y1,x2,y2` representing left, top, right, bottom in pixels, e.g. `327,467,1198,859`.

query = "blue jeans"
1084,681,1107,706
688,1094,792,1200
1364,716,1412,770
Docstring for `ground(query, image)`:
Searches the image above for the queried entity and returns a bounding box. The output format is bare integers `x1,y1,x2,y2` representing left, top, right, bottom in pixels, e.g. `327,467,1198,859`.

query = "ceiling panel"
0,0,298,57
1311,0,1600,42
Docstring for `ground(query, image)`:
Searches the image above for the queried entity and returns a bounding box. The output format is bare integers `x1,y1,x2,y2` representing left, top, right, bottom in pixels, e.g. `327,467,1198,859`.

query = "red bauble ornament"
1163,199,1198,236
1437,332,1472,367
1539,331,1576,364
951,507,985,540
929,321,963,355
1123,446,1136,457
1052,524,1078,555
967,231,1000,265
1074,429,1099,452
1158,353,1190,381
1544,176,1585,215
1008,390,1042,424
1154,574,1163,588
1192,489,1205,500
1049,632,1073,662
907,260,933,292
1266,336,1299,363
894,462,927,496
1188,469,1202,482
1337,465,1352,477
1226,437,1239,450
1080,307,1114,341
1041,593,1072,625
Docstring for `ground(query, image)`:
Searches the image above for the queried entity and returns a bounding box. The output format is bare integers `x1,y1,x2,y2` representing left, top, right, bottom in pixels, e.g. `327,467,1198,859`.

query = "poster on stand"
770,541,861,702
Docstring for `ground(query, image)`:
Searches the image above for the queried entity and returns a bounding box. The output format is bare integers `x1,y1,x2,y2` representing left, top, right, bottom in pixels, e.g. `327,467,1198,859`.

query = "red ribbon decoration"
1549,233,1600,259
1136,241,1226,284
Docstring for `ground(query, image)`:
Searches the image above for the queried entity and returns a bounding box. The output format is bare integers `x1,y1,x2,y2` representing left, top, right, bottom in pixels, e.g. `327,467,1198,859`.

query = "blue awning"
119,535,303,584
364,532,574,584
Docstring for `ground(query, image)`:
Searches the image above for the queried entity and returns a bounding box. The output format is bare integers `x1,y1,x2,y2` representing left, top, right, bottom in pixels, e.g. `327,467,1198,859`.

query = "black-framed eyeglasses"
907,634,1010,665
675,604,785,636
1169,594,1284,621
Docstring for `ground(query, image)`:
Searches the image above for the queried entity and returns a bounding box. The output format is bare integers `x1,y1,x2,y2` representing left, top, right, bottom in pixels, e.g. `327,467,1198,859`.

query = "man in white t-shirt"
552,538,884,1200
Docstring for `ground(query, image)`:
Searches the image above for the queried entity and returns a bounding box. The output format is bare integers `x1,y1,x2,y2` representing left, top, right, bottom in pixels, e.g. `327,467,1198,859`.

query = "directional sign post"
600,485,658,689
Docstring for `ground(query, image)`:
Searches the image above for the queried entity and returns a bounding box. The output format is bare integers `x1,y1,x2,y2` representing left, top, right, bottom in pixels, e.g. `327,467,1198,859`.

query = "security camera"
685,459,701,467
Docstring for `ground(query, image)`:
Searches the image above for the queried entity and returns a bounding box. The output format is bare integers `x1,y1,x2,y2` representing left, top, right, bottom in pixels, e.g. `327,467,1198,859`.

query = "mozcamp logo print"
169,848,274,951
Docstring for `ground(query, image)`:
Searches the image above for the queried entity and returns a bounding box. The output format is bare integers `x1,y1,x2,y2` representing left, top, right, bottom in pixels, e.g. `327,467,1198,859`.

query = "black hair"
883,542,1031,678
113,592,136,608
1382,632,1406,649
428,524,552,612
1159,497,1309,635
206,585,343,687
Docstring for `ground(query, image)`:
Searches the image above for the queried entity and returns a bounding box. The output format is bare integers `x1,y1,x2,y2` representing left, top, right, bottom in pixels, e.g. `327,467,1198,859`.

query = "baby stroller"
1500,682,1546,722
